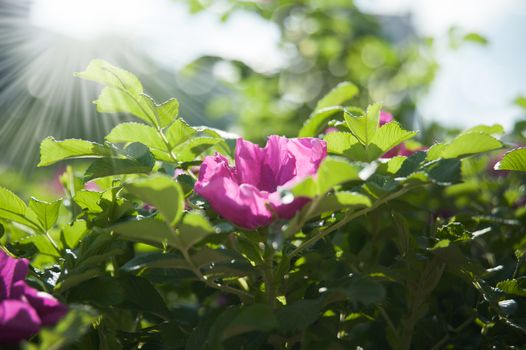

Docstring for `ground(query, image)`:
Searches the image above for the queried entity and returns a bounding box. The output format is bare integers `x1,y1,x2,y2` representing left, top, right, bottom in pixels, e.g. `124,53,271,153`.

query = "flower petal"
0,299,41,344
0,250,29,299
380,111,394,125
196,156,273,229
234,138,265,188
15,283,67,326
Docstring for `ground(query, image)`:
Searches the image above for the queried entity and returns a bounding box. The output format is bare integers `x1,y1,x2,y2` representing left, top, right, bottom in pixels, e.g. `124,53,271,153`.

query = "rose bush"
0,60,524,349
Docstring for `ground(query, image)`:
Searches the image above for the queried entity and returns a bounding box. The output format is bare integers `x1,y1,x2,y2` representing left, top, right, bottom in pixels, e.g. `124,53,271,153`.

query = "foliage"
0,60,525,349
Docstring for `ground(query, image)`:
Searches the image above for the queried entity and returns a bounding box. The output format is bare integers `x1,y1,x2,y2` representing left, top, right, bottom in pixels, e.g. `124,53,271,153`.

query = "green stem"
262,244,276,307
289,185,417,258
181,248,254,302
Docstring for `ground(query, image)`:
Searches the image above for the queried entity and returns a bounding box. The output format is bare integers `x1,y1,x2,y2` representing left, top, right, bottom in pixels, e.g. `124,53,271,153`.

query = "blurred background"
0,0,525,177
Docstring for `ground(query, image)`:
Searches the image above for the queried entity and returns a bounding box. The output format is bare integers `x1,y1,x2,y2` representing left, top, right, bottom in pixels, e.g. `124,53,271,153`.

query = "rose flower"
0,250,67,344
195,136,327,229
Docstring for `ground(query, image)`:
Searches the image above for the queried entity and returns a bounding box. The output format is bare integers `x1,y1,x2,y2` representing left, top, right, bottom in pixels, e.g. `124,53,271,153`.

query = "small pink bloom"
383,143,427,159
195,136,327,229
84,181,100,192
324,127,339,134
380,111,394,125
0,251,67,344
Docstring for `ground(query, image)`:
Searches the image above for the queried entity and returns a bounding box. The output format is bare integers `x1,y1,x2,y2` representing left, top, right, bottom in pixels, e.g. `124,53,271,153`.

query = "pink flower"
0,250,67,344
380,111,394,125
195,136,327,229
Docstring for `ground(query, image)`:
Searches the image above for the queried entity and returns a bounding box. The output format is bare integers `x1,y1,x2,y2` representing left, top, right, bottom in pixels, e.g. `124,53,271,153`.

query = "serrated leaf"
0,187,39,230
73,190,103,213
497,278,526,297
106,122,165,150
425,158,461,185
317,157,362,194
344,103,381,146
172,137,222,162
315,81,359,110
29,198,61,231
126,174,184,226
112,217,177,247
462,124,504,135
166,119,197,149
312,191,371,217
290,157,362,198
439,132,503,159
84,158,153,181
62,220,88,249
324,131,369,161
299,106,344,137
75,59,143,95
177,211,213,251
38,137,113,167
157,98,179,127
95,87,155,124
370,122,417,158
495,147,526,172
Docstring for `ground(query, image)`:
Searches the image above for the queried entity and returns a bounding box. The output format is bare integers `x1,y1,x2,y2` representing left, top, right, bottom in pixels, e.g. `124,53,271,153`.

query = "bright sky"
29,0,526,130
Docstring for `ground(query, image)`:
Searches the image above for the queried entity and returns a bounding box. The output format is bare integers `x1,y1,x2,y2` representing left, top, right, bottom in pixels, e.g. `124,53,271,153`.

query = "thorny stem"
288,184,418,258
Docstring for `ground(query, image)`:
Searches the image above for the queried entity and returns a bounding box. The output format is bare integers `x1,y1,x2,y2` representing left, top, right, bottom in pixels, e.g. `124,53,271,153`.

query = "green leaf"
346,275,386,305
370,122,417,158
515,96,526,110
462,124,504,135
313,191,371,216
28,198,61,231
276,299,321,332
425,159,461,185
344,103,381,146
316,157,362,194
95,87,155,124
172,137,222,162
463,32,488,45
299,106,344,137
75,59,143,95
73,190,103,213
38,137,113,167
106,122,165,150
165,119,197,149
126,174,184,226
84,158,152,181
157,98,180,127
436,132,503,159
62,220,88,249
23,306,97,350
211,304,277,343
315,81,359,110
289,157,362,198
84,143,155,181
324,131,368,161
495,147,526,172
118,274,170,317
177,211,213,251
0,187,39,229
497,278,526,297
112,217,177,247
120,252,187,272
